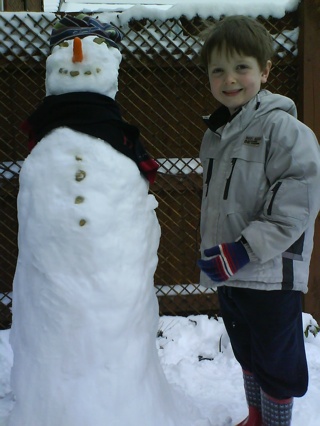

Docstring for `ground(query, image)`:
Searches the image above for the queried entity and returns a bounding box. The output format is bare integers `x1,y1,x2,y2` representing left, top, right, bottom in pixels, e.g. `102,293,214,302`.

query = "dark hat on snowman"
50,14,123,50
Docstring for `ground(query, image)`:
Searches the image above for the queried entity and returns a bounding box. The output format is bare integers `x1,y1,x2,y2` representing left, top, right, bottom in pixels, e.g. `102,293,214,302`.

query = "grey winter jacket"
199,90,320,293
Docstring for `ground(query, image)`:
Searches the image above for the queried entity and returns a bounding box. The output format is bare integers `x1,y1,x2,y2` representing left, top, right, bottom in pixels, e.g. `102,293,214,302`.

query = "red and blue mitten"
197,241,250,282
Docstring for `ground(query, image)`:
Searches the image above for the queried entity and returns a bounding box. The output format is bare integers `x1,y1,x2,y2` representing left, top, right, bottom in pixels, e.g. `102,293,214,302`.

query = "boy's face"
208,48,271,114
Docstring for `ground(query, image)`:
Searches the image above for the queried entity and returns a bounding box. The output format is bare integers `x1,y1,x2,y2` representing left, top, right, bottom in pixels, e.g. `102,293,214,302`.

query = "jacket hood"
252,89,297,118
204,90,297,132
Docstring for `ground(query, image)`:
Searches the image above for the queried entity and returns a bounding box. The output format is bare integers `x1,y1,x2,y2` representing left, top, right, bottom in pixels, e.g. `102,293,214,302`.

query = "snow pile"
1,313,320,425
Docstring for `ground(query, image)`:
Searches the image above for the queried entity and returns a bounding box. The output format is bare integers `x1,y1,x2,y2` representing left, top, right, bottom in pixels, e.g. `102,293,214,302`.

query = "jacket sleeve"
242,112,320,263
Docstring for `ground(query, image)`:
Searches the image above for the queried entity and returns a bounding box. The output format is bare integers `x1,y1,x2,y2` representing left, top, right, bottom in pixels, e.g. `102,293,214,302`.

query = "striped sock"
243,370,261,410
261,391,293,425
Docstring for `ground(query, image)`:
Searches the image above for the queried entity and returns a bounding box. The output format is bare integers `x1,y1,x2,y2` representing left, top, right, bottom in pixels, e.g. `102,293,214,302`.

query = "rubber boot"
236,406,262,426
236,370,263,426
261,391,293,426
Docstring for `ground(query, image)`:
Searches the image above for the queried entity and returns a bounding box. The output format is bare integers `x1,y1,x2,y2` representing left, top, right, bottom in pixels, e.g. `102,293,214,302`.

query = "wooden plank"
306,217,320,322
298,0,320,135
4,0,42,11
298,0,320,322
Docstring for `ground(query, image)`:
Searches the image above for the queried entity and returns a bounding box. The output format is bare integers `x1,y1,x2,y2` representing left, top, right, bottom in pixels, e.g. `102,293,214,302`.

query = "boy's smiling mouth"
223,89,243,96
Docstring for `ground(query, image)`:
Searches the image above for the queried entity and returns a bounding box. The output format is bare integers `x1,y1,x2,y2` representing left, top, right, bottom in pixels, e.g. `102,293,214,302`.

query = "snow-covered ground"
0,312,319,426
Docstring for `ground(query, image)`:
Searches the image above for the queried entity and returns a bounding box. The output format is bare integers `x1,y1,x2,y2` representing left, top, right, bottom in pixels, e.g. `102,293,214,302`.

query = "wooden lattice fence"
0,10,301,327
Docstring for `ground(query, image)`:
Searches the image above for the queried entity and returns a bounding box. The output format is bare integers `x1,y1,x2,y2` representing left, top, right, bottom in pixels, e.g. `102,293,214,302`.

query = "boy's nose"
224,73,236,84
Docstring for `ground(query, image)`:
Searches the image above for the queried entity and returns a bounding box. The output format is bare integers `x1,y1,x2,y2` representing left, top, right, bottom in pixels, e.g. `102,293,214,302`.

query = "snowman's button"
75,155,82,161
75,196,84,204
79,219,87,226
75,170,86,181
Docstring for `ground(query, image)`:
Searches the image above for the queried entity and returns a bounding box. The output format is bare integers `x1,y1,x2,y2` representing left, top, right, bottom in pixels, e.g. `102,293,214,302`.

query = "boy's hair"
200,15,274,70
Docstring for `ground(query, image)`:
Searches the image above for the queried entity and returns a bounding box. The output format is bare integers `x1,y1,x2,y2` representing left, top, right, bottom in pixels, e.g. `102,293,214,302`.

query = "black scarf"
21,92,159,184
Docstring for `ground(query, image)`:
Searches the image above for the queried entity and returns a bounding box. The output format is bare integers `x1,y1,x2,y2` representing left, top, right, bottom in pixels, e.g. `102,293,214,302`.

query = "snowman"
7,14,211,426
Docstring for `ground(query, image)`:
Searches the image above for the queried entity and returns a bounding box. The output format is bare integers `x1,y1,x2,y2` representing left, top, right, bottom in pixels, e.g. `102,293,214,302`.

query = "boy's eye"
211,68,223,74
237,64,249,71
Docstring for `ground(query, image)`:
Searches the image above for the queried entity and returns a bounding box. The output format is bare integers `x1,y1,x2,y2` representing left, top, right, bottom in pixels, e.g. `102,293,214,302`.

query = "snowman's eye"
93,37,106,45
59,41,70,48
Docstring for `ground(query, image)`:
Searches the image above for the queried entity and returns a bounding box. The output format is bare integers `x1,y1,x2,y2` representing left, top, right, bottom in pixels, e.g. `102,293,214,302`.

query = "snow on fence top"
0,8,299,63
44,0,301,20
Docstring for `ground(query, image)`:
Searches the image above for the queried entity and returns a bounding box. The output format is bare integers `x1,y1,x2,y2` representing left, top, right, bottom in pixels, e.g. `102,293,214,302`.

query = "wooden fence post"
298,0,320,322
3,0,42,11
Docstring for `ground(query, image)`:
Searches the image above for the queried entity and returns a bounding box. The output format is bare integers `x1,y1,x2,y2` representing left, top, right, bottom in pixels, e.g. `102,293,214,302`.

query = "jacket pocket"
267,181,282,215
205,158,214,197
223,158,237,200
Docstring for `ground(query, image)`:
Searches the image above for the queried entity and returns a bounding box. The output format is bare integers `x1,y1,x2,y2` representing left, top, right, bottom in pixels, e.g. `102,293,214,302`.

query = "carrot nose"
72,37,83,63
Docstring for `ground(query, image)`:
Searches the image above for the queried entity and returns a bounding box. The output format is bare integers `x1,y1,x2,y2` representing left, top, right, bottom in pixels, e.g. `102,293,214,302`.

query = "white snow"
4,36,211,426
1,313,320,425
46,36,122,98
43,0,60,12
8,129,210,426
49,0,301,21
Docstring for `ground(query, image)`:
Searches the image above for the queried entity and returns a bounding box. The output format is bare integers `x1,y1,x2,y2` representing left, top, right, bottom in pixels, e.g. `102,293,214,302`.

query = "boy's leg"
218,287,262,426
217,286,254,371
239,287,308,399
218,286,308,397
218,286,308,425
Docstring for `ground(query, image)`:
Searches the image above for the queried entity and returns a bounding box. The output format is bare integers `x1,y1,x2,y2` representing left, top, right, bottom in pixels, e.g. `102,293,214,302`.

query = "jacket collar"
203,105,241,132
202,92,263,132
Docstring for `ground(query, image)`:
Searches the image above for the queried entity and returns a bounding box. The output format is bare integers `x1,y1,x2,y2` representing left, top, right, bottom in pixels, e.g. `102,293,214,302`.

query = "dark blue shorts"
217,286,308,399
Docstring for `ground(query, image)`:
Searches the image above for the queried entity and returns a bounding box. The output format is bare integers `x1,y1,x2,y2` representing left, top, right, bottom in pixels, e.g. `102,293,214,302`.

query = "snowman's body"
8,35,209,426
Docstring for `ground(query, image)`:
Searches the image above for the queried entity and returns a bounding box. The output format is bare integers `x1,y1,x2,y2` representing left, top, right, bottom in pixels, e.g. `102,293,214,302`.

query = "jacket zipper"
267,181,282,215
223,158,237,200
205,158,214,197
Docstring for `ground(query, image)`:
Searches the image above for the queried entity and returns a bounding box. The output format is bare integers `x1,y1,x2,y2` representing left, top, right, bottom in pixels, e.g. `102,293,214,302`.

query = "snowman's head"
46,15,123,99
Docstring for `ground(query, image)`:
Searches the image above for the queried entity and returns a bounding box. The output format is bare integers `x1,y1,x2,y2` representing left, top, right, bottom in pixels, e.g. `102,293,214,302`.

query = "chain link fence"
0,11,299,328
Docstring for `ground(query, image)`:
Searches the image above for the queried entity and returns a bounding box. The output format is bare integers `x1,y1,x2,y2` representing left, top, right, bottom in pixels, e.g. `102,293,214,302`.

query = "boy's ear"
261,60,272,83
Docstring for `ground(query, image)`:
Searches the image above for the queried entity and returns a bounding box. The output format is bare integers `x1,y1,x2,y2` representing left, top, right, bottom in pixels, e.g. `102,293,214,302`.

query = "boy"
197,15,320,426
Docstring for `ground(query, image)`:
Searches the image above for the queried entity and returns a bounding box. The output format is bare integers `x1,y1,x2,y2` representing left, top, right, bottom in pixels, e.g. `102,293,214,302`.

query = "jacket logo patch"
243,136,262,147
